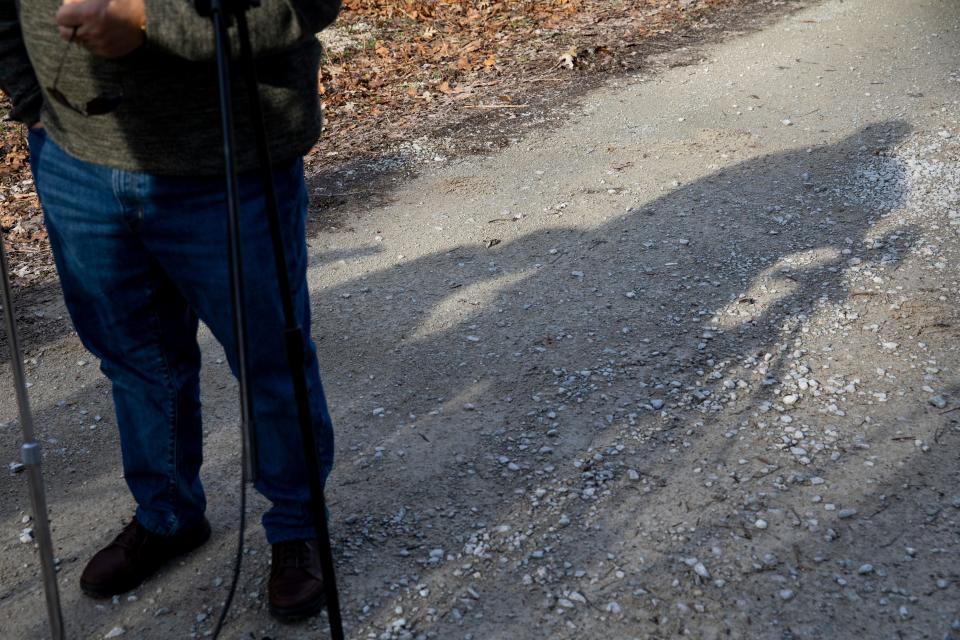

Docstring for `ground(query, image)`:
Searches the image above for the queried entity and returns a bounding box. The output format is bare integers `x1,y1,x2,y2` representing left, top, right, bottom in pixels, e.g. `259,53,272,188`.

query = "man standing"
0,0,341,622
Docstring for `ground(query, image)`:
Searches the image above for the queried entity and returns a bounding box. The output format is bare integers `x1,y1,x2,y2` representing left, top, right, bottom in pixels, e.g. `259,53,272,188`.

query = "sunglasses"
45,28,122,117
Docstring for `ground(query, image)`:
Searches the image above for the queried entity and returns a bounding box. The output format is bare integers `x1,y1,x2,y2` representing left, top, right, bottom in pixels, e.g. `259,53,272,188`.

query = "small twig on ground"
463,104,530,110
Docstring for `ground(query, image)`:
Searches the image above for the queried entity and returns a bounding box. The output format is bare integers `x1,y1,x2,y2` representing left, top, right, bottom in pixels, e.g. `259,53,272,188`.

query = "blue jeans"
28,128,334,544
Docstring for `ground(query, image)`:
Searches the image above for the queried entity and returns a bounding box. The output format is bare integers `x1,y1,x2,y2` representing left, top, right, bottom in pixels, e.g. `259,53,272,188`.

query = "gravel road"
2,1,959,638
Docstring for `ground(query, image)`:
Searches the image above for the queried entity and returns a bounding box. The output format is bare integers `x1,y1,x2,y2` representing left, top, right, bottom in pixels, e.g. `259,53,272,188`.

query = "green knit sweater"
0,0,340,175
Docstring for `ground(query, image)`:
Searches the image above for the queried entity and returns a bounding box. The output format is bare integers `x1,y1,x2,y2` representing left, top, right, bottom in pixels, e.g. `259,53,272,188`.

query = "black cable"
204,2,345,638
211,444,247,639
208,2,254,637
233,10,345,638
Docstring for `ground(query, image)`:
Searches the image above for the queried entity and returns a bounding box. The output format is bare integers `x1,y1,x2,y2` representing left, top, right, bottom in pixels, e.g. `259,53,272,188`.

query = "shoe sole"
80,575,142,599
80,519,212,598
269,592,326,623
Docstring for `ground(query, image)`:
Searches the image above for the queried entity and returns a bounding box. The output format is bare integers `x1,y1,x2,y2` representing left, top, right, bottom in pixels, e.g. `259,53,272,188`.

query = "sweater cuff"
8,87,43,127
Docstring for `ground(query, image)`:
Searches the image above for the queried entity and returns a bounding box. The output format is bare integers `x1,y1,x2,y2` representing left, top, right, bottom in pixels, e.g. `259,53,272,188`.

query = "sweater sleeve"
0,0,42,125
142,0,341,62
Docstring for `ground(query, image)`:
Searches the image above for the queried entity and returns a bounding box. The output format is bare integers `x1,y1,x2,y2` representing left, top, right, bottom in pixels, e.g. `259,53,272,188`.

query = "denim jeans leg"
30,133,206,536
137,160,335,544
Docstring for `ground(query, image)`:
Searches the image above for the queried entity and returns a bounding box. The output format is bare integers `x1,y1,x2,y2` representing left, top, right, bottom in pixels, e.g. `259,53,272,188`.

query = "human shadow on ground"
4,119,941,639
296,120,929,638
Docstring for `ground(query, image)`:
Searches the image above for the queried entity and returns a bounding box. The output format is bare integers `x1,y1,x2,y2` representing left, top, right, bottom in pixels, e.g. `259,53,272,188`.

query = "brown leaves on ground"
315,0,744,161
0,134,28,179
0,0,753,282
0,114,51,285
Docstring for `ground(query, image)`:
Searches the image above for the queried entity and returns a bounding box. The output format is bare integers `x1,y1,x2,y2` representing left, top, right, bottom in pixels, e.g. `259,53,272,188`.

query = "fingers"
57,24,79,42
53,0,145,58
56,3,96,45
55,0,91,34
56,0,105,47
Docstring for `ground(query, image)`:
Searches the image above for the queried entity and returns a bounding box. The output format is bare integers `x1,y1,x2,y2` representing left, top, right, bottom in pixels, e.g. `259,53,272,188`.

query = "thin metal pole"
211,0,258,483
207,4,256,635
234,12,345,638
0,234,65,640
203,3,345,637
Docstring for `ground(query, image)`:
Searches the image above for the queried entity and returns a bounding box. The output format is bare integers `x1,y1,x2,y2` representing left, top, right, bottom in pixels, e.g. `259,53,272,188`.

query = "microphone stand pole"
1,232,65,639
201,2,344,637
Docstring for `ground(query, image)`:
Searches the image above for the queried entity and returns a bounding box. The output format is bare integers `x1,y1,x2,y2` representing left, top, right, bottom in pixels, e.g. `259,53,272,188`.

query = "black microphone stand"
196,1,344,638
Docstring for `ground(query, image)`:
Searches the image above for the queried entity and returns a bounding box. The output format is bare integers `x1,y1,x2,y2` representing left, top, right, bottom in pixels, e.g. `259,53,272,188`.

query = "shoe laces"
275,540,311,569
112,518,150,552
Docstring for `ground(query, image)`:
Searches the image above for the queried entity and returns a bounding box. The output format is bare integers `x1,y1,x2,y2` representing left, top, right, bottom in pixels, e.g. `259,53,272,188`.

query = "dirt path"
2,1,959,639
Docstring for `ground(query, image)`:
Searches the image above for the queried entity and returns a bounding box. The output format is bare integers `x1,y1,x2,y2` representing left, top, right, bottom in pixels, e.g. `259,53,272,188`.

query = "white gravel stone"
754,519,769,530
693,562,711,579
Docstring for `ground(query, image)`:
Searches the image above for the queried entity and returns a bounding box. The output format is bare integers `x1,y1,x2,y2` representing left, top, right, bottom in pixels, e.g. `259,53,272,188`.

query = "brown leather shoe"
269,539,326,622
80,516,211,598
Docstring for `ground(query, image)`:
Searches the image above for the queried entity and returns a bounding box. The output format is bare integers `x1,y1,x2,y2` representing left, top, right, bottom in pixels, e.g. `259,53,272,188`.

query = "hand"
30,122,45,130
56,0,146,59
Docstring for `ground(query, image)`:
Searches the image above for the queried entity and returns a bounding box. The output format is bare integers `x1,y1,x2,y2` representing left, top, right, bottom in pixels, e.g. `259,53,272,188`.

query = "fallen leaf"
558,46,578,70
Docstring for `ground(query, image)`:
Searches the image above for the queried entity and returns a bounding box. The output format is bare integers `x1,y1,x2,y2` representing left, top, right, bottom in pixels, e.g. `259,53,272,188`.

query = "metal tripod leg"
1,233,65,640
